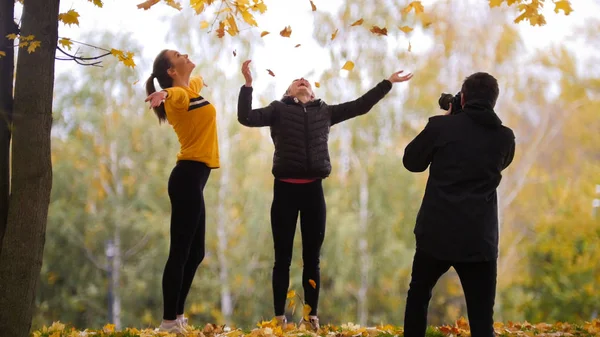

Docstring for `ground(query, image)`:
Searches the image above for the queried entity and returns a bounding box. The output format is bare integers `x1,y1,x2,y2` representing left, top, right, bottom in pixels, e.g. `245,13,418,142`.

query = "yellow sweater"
164,76,220,168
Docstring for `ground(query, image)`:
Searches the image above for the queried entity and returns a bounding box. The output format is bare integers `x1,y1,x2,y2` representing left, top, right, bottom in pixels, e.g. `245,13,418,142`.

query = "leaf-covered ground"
32,318,600,337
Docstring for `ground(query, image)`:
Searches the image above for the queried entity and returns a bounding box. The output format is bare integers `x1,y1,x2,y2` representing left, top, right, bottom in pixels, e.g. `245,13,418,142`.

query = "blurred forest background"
35,0,600,331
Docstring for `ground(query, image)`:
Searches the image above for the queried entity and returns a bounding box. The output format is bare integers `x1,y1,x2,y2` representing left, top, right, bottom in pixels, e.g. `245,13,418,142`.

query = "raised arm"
403,116,442,172
329,70,413,126
237,60,277,127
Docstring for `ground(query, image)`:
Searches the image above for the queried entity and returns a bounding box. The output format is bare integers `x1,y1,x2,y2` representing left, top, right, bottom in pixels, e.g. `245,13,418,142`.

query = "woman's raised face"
166,50,195,79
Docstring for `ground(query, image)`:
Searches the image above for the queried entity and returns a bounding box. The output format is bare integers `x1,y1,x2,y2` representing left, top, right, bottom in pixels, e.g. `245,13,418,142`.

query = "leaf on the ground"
310,0,317,11
59,38,73,50
200,21,210,29
370,25,388,36
351,18,364,26
402,1,424,14
280,26,292,37
103,324,116,333
27,40,41,53
58,9,80,26
309,279,316,288
341,60,354,71
399,26,413,33
331,28,338,40
260,31,270,37
554,0,573,15
267,69,275,77
314,82,320,88
136,0,159,10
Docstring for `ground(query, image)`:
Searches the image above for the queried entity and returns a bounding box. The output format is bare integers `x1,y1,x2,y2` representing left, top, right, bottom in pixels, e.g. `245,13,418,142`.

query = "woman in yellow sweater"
144,49,219,334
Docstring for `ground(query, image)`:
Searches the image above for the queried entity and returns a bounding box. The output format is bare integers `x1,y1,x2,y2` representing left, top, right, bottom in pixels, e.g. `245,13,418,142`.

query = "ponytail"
145,75,167,124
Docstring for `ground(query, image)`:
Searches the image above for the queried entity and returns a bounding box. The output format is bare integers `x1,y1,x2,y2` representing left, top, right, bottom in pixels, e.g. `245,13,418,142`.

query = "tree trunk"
357,168,369,326
0,0,59,335
0,0,16,254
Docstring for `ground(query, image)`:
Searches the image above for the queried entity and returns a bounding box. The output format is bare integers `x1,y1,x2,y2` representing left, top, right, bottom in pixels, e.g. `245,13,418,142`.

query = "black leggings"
162,160,211,320
271,179,326,316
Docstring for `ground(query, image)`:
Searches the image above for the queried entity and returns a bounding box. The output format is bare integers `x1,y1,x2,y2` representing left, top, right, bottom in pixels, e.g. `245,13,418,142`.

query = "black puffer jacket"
238,80,392,179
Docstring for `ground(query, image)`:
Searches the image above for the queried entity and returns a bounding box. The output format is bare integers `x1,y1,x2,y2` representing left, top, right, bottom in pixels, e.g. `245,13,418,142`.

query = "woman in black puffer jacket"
237,60,413,330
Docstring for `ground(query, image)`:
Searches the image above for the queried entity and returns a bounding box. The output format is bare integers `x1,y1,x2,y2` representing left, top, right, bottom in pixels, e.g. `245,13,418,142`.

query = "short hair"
461,72,499,108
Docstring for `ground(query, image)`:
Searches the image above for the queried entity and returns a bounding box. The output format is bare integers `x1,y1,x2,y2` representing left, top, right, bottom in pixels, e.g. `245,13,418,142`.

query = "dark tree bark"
0,0,59,335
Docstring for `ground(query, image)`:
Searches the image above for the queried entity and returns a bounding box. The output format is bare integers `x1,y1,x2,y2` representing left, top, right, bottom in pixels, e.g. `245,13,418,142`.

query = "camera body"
438,92,462,115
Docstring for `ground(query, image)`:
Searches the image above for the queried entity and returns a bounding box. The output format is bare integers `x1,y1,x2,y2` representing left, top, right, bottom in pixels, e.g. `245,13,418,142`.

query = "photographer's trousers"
403,249,497,337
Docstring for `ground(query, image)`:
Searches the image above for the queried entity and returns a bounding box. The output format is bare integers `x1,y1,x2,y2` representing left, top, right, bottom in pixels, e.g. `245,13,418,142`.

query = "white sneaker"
299,316,320,331
177,316,191,330
274,315,287,326
157,320,188,334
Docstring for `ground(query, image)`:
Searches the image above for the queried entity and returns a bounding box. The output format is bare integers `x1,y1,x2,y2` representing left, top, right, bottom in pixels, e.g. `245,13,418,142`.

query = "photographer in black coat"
402,72,515,337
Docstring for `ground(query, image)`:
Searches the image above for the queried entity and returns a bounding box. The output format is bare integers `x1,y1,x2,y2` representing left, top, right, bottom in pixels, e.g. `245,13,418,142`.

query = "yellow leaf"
288,299,295,308
309,279,316,288
554,0,573,15
200,21,210,29
402,1,424,14
88,0,103,8
314,82,320,88
0,51,5,57
137,0,160,10
399,26,413,33
27,40,41,53
489,0,503,7
251,2,267,13
21,35,35,41
6,34,18,40
260,31,270,37
103,324,115,333
58,9,80,26
165,0,183,11
331,28,338,40
302,304,311,320
310,0,316,11
241,10,258,26
110,48,124,57
18,41,28,48
191,0,206,14
341,60,354,71
351,18,364,26
216,7,232,15
58,38,73,50
370,25,388,36
280,26,292,38
408,41,412,52
133,80,139,85
286,290,296,298
267,69,275,77
226,14,239,36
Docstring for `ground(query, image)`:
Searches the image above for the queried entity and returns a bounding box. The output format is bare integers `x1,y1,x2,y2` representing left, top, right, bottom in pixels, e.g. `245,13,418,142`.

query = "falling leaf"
302,304,312,320
280,26,292,38
165,0,182,10
200,21,210,29
6,34,18,40
314,82,320,88
0,51,5,57
216,21,226,38
58,9,80,26
309,279,317,289
136,0,160,10
286,290,296,298
554,0,573,15
295,44,301,48
399,26,413,33
331,28,338,40
402,1,424,14
288,299,295,308
310,0,317,11
267,69,275,77
88,0,103,8
341,60,354,71
58,38,73,50
370,25,388,36
133,80,139,85
233,49,237,56
351,18,364,26
408,41,412,52
260,31,270,37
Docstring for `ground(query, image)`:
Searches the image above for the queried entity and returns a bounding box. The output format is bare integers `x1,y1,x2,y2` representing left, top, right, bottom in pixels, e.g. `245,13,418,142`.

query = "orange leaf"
341,60,354,71
260,31,270,37
309,0,316,11
280,26,292,37
136,0,160,10
295,44,301,48
267,69,275,77
370,25,388,36
216,21,226,38
351,18,364,26
399,26,413,33
309,279,317,289
331,28,338,41
401,1,424,14
314,82,320,88
286,290,296,298
302,304,312,320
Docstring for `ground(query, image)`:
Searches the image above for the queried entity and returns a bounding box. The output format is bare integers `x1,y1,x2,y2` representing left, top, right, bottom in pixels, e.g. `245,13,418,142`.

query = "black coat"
238,80,392,179
403,100,516,262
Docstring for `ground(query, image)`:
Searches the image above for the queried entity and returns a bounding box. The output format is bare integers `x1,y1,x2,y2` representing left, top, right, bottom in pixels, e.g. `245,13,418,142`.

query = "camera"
438,92,462,115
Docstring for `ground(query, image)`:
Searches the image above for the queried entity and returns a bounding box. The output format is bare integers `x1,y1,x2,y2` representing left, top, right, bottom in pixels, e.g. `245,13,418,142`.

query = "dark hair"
145,49,173,124
461,72,499,108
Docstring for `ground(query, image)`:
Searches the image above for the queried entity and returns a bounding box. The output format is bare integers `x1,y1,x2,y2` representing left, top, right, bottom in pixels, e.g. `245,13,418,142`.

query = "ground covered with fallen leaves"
32,318,600,337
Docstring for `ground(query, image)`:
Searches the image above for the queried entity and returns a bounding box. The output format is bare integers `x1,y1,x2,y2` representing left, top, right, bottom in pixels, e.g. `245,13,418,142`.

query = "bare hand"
145,90,167,109
242,60,253,87
388,70,413,83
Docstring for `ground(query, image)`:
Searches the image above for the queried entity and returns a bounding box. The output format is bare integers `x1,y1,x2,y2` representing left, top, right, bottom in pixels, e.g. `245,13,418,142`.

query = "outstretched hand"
388,70,413,83
242,60,253,87
145,91,167,109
